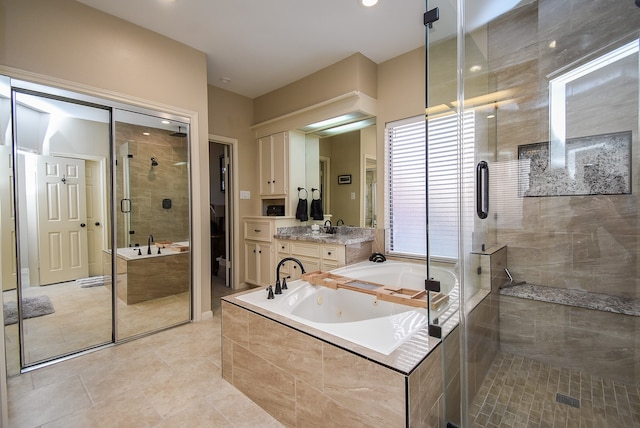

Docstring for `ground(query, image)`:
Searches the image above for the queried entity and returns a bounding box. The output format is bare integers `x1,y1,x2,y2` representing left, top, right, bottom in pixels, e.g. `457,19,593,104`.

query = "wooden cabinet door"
257,243,273,286
270,132,287,195
244,242,258,285
259,136,272,195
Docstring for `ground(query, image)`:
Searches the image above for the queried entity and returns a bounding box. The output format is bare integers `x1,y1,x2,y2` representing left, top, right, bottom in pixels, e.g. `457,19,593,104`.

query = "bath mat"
3,295,55,326
76,276,106,288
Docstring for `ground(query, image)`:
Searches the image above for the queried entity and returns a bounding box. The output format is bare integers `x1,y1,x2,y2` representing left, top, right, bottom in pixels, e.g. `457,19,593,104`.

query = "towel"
296,198,308,221
310,198,324,220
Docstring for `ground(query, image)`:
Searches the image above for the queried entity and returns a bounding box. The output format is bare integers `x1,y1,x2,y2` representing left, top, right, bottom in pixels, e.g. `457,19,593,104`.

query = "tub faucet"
147,234,154,255
274,257,306,295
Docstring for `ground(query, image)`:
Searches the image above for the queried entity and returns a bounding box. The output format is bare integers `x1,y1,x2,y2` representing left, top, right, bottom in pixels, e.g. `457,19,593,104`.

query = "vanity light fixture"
361,0,378,6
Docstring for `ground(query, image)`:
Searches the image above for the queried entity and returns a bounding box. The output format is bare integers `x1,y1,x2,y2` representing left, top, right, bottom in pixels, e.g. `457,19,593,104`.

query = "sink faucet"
147,234,154,255
336,219,344,226
274,257,306,295
324,220,332,227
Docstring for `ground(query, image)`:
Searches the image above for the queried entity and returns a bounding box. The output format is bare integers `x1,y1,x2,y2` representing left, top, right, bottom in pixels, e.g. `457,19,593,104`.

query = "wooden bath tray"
301,271,449,310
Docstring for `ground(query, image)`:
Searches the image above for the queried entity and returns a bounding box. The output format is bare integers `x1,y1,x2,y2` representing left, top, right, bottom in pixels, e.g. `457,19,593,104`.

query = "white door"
85,160,105,276
0,145,17,291
36,155,88,285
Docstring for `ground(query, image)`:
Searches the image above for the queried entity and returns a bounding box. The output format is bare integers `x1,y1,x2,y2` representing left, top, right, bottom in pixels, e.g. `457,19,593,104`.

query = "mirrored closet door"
1,77,192,373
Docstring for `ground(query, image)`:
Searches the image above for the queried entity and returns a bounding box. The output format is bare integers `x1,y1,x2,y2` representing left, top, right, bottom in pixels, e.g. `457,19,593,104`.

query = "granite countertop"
500,283,640,316
275,226,375,245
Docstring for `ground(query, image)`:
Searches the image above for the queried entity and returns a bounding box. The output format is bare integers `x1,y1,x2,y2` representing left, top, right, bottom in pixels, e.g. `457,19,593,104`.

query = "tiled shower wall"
115,122,189,247
489,1,640,298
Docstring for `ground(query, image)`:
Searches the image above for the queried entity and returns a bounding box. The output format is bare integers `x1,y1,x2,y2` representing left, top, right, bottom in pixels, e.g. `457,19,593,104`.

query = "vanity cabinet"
259,132,287,196
257,131,306,216
243,216,298,287
276,239,346,281
244,242,273,286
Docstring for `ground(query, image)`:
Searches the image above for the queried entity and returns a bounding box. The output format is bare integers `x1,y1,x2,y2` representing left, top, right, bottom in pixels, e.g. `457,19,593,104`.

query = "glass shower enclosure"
426,0,640,426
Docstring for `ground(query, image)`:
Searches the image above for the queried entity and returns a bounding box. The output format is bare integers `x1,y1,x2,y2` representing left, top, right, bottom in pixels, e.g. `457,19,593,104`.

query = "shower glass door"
9,81,113,369
453,1,640,426
113,110,191,340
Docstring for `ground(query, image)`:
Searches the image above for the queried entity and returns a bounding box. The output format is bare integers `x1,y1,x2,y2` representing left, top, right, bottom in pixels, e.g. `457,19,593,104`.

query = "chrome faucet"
274,257,306,295
147,234,154,255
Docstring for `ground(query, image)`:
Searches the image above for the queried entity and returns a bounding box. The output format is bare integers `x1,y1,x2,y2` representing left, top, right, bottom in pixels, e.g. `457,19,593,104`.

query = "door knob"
80,223,86,228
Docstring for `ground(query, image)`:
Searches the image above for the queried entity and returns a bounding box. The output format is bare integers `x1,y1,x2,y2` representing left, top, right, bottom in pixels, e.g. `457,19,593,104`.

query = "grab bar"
476,161,489,219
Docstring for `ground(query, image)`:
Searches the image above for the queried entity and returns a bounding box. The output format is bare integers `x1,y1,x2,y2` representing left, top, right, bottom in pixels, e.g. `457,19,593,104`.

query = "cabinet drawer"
244,220,272,242
290,242,320,258
322,261,339,272
277,240,290,254
322,246,339,261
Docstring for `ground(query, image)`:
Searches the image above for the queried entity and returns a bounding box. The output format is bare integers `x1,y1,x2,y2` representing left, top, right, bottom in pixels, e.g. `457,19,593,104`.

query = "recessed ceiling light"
361,0,378,7
161,120,170,124
143,132,150,136
220,77,232,84
549,40,557,49
469,65,482,72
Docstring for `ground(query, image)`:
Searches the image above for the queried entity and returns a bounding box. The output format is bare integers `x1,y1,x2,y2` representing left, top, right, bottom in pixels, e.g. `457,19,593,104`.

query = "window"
386,112,475,259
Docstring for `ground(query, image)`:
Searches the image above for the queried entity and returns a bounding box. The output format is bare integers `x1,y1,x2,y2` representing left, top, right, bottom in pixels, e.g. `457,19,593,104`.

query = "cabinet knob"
281,246,285,249
253,249,256,253
255,229,261,233
293,265,297,269
258,250,262,254
327,252,332,255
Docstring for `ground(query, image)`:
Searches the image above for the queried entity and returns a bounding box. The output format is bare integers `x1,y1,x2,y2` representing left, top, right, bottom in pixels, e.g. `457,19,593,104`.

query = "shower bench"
498,283,639,385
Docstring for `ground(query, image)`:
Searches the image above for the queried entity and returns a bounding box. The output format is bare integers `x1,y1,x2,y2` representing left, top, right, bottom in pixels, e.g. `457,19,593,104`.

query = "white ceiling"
76,0,526,99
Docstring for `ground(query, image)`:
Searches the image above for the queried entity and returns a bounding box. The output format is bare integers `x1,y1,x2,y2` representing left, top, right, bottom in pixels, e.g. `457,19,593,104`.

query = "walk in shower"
425,0,640,426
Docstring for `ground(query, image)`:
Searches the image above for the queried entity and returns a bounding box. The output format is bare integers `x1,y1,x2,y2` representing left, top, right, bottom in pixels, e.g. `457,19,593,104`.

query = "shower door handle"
120,198,131,213
476,161,489,219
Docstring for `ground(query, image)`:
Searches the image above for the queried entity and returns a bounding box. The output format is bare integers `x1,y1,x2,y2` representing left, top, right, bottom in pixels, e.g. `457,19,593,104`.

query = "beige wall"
207,85,258,286
253,53,377,125
0,0,211,315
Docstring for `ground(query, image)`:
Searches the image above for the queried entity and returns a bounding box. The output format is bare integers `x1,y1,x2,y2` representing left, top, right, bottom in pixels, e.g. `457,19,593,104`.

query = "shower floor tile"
471,351,640,427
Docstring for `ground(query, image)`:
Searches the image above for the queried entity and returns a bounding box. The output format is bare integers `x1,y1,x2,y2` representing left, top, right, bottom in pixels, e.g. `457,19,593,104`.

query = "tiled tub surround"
499,284,640,385
235,261,457,355
103,247,190,304
222,260,461,427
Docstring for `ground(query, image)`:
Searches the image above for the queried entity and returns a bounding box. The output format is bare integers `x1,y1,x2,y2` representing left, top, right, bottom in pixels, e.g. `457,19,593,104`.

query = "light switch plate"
351,192,356,200
240,190,251,199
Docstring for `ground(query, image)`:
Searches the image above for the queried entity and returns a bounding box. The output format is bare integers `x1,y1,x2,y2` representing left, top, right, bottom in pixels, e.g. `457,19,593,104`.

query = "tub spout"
274,257,306,295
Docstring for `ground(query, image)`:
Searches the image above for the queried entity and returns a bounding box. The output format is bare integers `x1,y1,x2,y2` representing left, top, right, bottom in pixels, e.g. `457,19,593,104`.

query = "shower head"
170,126,187,137
151,157,159,167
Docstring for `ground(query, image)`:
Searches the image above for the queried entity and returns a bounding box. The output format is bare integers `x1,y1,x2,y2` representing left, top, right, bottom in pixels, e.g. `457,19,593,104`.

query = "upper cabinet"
259,132,287,196
258,130,306,216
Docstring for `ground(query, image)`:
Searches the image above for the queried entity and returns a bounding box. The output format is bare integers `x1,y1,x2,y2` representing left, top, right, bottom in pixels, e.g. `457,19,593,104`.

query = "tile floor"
6,277,282,428
4,276,190,374
470,351,640,428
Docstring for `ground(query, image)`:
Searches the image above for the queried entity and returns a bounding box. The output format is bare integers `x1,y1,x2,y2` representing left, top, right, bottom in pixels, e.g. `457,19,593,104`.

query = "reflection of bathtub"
104,244,190,304
115,242,189,261
236,260,458,355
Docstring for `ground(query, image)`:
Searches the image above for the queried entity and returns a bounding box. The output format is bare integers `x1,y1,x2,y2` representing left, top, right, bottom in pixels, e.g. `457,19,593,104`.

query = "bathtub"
236,260,458,355
114,241,189,261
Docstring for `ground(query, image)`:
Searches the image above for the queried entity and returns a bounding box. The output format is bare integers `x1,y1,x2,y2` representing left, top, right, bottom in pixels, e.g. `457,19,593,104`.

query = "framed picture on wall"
338,174,351,184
